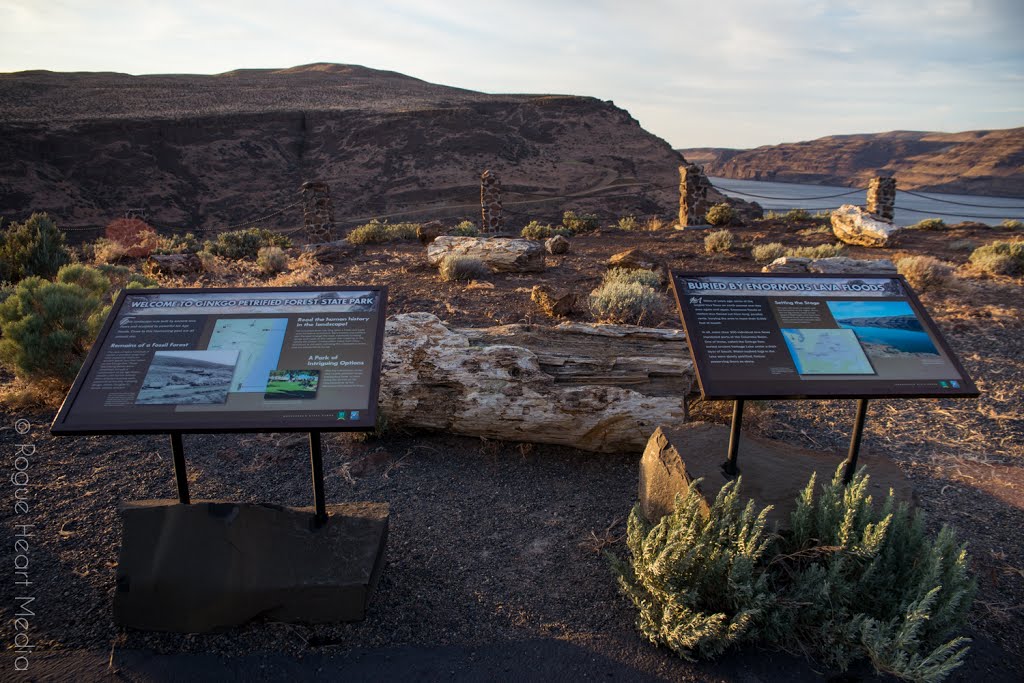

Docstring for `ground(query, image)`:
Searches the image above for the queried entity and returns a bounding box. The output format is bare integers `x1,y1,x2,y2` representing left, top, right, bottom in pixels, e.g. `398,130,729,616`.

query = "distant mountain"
0,63,687,231
678,128,1024,197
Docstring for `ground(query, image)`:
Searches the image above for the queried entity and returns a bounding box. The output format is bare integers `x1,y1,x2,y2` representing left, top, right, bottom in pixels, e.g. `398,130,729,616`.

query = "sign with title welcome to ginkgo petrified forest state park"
670,272,978,400
51,286,388,434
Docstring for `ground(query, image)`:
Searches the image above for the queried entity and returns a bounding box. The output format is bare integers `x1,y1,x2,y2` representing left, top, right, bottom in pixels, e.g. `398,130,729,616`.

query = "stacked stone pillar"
480,170,503,234
301,181,334,242
678,163,713,227
866,176,896,221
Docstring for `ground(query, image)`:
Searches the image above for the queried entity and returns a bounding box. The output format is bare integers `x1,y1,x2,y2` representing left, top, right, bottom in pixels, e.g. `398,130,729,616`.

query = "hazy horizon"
1,1,1022,149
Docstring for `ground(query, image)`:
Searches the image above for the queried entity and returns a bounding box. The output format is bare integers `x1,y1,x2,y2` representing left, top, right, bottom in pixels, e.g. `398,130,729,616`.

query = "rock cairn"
678,163,713,227
480,170,503,234
301,181,334,242
866,176,896,220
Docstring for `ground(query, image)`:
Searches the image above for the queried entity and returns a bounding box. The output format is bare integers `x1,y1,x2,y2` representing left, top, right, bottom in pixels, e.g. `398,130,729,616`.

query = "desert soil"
2,218,1023,681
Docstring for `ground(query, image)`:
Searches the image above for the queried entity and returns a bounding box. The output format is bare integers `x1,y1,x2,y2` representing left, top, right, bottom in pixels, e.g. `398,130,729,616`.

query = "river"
710,177,1024,226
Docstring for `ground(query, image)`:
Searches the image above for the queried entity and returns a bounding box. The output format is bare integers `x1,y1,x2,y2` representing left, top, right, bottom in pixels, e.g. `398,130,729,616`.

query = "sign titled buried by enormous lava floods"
51,286,388,434
670,272,978,400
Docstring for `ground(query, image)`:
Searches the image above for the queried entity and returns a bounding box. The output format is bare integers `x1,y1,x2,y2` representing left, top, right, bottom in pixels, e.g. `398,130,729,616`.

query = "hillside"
0,64,685,231
679,128,1024,197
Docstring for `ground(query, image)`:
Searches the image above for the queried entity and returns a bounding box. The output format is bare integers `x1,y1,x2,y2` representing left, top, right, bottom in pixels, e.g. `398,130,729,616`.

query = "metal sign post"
170,432,190,504
309,431,327,526
671,272,979,485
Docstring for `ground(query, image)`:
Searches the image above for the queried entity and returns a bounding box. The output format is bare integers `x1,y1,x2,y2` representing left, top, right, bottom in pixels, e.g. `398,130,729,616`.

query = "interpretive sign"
51,286,388,434
670,272,978,400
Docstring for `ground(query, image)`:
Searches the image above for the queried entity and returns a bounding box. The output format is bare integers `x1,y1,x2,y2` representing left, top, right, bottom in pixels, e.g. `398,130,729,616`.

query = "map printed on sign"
51,286,388,434
670,273,978,400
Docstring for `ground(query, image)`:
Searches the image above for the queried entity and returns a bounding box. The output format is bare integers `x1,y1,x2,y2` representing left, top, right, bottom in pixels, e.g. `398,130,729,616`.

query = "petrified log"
380,313,693,452
426,236,545,273
146,253,202,274
762,256,898,274
831,204,903,247
302,239,353,264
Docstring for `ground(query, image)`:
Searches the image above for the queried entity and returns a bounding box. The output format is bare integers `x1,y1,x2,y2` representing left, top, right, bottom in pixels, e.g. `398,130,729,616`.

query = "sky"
1,0,1022,149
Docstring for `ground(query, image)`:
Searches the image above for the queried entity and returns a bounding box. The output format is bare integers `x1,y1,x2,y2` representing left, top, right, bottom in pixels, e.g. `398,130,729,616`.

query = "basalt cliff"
0,64,686,232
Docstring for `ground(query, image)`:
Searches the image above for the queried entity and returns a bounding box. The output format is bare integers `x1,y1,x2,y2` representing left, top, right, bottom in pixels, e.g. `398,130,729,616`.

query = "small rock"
639,427,707,523
417,220,445,245
831,204,903,247
303,239,353,264
531,285,576,317
606,248,665,278
545,234,570,255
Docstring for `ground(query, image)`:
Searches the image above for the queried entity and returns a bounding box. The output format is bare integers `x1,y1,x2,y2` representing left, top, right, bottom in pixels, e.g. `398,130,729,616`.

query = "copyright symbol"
14,419,31,435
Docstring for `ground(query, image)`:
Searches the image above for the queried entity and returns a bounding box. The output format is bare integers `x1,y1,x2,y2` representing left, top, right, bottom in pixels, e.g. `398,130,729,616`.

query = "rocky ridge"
679,127,1024,197
0,64,685,231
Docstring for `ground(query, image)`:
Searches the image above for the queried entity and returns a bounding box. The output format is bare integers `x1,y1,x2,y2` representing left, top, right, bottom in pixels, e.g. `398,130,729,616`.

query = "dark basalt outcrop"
0,64,687,232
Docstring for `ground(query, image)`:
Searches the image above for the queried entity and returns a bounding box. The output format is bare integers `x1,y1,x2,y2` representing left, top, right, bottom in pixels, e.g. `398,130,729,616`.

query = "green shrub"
786,243,846,259
204,228,291,260
613,466,975,681
449,220,479,237
616,215,641,231
909,218,946,231
968,241,1024,276
704,229,734,254
347,219,419,244
0,213,72,282
999,219,1022,230
562,210,599,234
751,242,788,263
705,203,736,227
439,254,489,282
257,246,289,274
153,232,200,255
949,239,977,252
783,208,812,222
603,267,661,289
95,264,158,291
521,221,571,240
589,281,665,324
896,256,954,292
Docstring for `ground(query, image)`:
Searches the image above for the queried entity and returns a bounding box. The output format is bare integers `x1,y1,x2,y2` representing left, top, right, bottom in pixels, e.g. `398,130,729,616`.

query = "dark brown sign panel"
670,272,978,400
51,286,388,434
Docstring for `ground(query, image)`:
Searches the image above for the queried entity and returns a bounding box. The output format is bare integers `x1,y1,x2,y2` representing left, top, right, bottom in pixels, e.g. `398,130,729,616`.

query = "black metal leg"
170,433,190,504
843,399,870,485
309,431,327,526
723,399,744,477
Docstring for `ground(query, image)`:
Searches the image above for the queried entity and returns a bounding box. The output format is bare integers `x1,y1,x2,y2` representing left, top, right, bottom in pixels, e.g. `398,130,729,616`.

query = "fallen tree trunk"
380,313,694,453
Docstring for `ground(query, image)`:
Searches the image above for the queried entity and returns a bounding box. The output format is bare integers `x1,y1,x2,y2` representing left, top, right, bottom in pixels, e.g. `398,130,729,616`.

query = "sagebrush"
751,242,787,264
786,243,845,259
204,228,291,260
521,221,571,240
562,210,599,234
589,267,665,324
704,229,734,254
0,264,155,383
439,254,488,282
612,466,975,682
969,240,1024,276
0,213,71,282
896,255,954,292
705,203,736,227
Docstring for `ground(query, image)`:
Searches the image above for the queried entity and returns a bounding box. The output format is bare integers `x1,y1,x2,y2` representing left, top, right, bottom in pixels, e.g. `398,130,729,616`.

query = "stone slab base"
114,500,389,632
640,423,913,527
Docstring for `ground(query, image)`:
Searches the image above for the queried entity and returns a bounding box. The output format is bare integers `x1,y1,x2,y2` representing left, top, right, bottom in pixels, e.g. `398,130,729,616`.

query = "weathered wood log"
380,313,694,453
147,253,202,274
426,236,545,273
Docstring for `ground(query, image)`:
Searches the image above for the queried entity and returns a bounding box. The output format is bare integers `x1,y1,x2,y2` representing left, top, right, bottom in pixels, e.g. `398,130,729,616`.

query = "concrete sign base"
113,500,389,632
